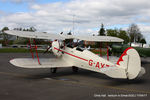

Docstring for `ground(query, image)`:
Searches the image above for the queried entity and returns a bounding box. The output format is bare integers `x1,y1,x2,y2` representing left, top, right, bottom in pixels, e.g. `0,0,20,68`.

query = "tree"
97,24,106,48
118,29,129,44
106,29,118,37
2,27,9,32
106,29,130,44
20,27,36,32
140,38,146,46
98,23,105,36
127,24,141,43
137,33,143,43
127,24,147,44
1,27,9,45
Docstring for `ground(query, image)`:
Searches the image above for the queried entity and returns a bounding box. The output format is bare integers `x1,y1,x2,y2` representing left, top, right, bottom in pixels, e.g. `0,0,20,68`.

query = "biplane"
5,30,145,80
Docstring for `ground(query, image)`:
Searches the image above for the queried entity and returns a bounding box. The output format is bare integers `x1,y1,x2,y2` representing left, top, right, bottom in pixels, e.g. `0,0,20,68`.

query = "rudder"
117,47,143,79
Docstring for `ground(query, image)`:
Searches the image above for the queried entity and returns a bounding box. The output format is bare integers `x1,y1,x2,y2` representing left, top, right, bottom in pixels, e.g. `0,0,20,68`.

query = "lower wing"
10,58,73,68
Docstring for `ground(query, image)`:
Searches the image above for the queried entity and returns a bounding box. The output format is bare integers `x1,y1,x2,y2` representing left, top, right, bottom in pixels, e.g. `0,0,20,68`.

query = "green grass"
134,47,150,57
112,45,150,57
91,49,107,55
0,48,44,53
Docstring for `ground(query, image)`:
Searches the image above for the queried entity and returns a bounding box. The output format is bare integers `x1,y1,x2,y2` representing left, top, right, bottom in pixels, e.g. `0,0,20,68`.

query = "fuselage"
52,40,116,74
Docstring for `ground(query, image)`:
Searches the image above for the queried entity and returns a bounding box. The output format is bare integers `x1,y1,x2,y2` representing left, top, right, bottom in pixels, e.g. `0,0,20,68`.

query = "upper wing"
10,58,73,68
61,34,123,42
5,30,123,42
74,35,124,42
5,30,65,40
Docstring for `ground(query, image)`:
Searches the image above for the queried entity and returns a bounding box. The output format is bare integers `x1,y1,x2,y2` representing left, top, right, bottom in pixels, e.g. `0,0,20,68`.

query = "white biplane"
5,30,145,80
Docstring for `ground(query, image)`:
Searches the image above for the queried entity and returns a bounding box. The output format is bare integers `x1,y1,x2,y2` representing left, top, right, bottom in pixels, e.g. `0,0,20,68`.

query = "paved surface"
0,53,150,100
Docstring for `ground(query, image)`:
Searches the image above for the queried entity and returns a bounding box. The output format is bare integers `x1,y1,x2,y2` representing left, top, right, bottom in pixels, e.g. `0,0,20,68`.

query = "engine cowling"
52,40,63,57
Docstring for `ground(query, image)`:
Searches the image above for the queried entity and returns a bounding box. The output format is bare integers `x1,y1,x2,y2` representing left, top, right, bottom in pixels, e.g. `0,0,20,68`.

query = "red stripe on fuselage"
54,47,88,62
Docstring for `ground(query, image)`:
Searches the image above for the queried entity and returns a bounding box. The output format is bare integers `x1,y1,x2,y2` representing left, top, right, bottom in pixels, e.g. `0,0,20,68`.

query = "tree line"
98,23,146,44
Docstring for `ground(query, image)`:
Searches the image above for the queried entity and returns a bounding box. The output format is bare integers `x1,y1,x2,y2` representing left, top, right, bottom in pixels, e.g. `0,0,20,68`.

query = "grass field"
112,45,150,57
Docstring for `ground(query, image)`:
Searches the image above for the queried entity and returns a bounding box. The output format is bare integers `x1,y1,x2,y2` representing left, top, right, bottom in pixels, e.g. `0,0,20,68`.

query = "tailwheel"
72,66,78,72
50,68,57,73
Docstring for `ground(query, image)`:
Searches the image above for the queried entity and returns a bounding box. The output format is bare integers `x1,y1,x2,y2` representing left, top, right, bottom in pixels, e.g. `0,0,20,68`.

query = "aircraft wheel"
50,68,57,73
72,66,78,72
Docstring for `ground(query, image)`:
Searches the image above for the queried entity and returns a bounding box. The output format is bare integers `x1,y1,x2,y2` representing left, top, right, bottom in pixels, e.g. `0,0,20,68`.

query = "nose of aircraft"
52,40,63,57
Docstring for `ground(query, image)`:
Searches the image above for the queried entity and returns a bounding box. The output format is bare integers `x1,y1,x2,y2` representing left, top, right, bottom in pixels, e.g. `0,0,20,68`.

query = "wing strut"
28,39,41,65
106,43,109,61
100,43,102,57
28,39,34,59
33,39,41,65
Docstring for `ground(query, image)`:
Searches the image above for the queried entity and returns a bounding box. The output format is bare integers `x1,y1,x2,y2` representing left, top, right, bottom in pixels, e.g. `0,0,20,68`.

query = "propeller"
43,46,52,54
43,41,52,54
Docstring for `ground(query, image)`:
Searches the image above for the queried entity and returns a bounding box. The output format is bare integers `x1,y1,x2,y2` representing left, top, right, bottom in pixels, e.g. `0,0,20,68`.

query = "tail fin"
117,47,144,79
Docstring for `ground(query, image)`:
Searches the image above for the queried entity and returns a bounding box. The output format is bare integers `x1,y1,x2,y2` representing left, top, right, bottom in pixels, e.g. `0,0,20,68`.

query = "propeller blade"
43,46,51,54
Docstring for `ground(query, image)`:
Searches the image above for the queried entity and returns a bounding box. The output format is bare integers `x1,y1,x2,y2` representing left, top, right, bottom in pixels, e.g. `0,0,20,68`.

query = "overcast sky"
0,0,150,43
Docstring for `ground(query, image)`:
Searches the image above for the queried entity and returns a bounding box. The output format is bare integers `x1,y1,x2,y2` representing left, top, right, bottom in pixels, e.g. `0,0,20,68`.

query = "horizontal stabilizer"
104,66,127,79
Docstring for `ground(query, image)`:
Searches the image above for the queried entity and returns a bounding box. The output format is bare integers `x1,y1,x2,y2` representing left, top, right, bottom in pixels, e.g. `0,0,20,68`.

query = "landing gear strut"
72,66,78,72
50,68,57,73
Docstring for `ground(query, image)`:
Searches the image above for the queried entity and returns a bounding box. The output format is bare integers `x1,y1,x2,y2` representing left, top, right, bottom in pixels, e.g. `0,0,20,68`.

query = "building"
84,41,96,45
0,32,17,41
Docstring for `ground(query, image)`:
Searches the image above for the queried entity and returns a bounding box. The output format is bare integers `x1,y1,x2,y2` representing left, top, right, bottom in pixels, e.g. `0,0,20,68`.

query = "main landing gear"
50,68,57,73
72,66,78,72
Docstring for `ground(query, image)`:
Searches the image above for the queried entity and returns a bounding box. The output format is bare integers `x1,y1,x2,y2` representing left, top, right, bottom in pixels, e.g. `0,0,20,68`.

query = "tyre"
72,66,78,72
50,68,57,73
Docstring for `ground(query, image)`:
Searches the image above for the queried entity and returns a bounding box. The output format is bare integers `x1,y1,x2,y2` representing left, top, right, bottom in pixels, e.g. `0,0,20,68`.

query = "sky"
0,0,150,43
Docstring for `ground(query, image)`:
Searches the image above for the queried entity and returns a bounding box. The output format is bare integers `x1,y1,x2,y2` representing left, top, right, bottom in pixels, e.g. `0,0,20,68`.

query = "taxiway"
0,53,150,100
